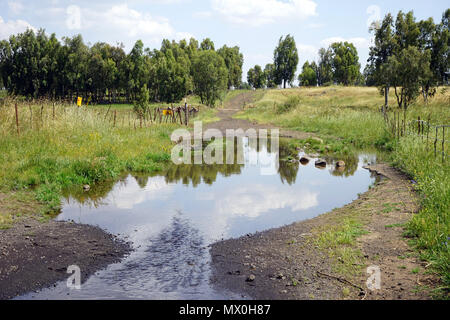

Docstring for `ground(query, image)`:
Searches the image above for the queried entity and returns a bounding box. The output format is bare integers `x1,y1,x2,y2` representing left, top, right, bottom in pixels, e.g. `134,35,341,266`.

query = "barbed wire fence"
385,109,449,162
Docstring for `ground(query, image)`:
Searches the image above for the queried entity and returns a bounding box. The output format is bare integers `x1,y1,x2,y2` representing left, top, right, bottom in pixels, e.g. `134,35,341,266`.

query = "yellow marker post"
77,97,82,107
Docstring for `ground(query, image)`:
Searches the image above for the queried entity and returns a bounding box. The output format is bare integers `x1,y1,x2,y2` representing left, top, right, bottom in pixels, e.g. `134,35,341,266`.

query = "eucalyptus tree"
217,45,244,89
264,63,277,88
298,61,317,87
192,50,228,107
330,42,361,86
273,34,299,88
317,47,333,86
247,65,266,89
368,13,396,108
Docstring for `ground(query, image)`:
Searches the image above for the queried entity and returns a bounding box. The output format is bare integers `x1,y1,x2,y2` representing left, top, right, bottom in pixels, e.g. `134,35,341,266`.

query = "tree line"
247,8,449,98
0,29,244,106
247,34,364,89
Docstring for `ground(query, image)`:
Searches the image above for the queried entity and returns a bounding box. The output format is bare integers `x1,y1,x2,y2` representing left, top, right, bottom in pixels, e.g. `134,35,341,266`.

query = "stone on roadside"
246,274,256,282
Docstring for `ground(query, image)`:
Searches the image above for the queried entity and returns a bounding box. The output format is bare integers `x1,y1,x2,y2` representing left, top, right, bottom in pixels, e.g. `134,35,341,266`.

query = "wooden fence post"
29,104,32,130
113,110,117,127
15,103,20,136
442,127,445,162
434,127,438,157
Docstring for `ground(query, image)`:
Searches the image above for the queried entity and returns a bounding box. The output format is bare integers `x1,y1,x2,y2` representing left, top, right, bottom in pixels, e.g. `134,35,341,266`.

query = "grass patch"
314,217,368,276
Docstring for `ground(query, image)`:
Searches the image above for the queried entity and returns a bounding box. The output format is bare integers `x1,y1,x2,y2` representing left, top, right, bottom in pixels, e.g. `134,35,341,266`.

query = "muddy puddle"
17,138,377,299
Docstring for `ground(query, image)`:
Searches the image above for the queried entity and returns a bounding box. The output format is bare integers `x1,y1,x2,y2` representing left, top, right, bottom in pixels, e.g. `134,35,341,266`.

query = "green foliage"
317,47,334,86
0,30,241,105
247,65,266,89
368,9,449,107
217,45,244,89
391,136,449,287
387,46,431,110
277,96,300,113
273,34,299,88
298,61,318,87
264,63,277,88
330,42,361,86
192,50,228,107
134,84,150,115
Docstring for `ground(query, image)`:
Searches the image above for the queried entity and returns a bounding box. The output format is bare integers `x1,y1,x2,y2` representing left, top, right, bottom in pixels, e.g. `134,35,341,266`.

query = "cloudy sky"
0,0,448,79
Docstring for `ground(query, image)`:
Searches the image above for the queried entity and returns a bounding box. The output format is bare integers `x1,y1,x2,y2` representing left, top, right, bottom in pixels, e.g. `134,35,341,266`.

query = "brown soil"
209,92,439,300
0,208,130,300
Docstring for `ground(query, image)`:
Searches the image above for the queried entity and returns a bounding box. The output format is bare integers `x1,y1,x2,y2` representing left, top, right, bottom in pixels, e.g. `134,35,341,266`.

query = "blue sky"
0,0,448,80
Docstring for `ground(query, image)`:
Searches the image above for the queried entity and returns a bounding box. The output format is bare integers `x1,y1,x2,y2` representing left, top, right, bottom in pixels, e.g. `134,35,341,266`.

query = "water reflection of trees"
163,163,243,187
65,136,368,206
325,154,359,177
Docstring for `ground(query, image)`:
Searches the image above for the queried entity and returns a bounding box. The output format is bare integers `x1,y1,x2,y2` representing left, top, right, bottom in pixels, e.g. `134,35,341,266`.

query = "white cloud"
297,44,317,59
66,5,81,30
217,184,319,218
174,32,194,42
366,5,381,28
0,16,36,40
320,36,371,51
8,1,24,15
193,11,212,19
75,4,190,47
212,0,318,27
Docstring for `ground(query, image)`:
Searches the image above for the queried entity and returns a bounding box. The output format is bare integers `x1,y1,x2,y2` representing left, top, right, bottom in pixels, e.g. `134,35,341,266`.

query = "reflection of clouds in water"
218,184,319,218
102,215,209,295
113,176,175,209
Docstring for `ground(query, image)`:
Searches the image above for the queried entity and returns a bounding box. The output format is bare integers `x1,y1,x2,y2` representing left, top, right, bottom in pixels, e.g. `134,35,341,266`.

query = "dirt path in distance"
205,91,315,140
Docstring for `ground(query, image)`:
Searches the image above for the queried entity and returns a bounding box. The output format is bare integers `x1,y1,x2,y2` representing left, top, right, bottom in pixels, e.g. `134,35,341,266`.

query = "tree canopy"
192,50,228,107
273,34,299,88
0,29,243,105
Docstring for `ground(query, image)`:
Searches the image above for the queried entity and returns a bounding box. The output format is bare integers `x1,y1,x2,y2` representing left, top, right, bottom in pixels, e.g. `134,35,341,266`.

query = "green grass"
239,86,450,291
0,98,179,225
314,218,369,275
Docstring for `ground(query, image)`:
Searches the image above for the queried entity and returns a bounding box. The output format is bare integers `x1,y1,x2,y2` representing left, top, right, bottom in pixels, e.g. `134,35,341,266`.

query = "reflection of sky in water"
17,140,376,300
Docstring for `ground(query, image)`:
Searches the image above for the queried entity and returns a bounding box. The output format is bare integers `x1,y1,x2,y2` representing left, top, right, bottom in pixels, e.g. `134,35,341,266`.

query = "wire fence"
385,110,449,162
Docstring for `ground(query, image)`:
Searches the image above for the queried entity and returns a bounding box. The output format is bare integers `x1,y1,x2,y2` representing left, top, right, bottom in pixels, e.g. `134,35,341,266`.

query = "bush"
277,96,300,113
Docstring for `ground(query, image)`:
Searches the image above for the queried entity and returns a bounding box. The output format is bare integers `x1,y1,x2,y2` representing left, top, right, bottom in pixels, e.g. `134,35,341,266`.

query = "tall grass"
0,98,176,224
392,136,450,289
238,86,450,289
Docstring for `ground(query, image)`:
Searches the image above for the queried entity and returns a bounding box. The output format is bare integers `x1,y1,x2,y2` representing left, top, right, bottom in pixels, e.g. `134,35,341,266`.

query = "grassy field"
0,98,182,227
0,91,226,228
236,86,449,291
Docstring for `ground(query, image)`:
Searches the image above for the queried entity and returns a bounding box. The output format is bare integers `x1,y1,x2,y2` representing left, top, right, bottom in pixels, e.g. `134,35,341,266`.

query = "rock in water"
315,159,327,167
336,161,346,167
83,185,90,191
300,156,310,165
